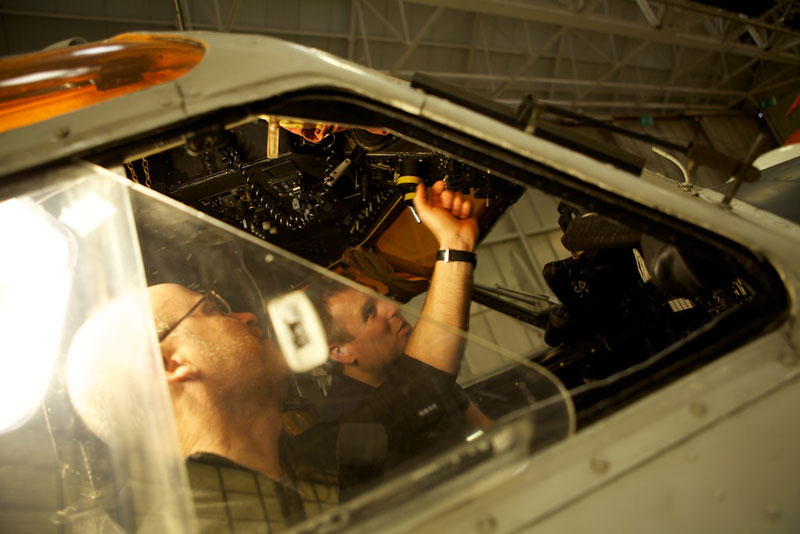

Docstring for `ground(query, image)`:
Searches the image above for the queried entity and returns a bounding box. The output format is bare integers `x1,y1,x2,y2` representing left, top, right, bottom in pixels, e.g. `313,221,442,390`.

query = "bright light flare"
0,198,73,433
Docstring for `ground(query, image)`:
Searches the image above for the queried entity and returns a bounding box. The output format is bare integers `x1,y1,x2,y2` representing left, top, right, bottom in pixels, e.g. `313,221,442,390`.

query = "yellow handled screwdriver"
397,158,422,224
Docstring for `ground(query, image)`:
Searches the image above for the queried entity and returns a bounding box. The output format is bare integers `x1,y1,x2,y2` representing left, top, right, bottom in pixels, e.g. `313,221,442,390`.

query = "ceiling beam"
550,30,567,99
567,32,580,96
398,70,744,97
655,0,798,37
635,0,664,28
709,57,759,91
355,0,373,67
465,13,481,75
491,28,565,98
748,75,800,95
391,5,445,73
746,25,770,49
361,0,407,44
478,16,497,92
0,3,794,117
748,65,798,94
223,0,241,32
578,40,651,100
210,0,223,31
495,98,730,111
173,0,188,30
2,7,795,76
397,0,411,43
664,46,700,86
348,0,357,61
777,36,800,53
405,0,800,66
0,8,185,29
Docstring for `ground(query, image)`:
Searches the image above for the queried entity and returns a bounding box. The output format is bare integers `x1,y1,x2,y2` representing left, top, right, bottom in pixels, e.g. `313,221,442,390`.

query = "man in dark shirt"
306,181,491,494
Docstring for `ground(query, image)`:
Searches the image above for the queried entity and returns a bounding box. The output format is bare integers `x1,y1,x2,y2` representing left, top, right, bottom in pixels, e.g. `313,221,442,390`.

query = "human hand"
413,181,479,252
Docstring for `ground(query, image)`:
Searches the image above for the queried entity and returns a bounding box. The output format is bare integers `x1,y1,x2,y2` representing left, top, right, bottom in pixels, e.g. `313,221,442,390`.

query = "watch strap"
436,249,477,268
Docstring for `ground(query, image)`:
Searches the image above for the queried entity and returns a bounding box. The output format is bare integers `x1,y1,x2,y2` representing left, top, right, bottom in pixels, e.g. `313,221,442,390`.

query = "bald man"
149,284,336,532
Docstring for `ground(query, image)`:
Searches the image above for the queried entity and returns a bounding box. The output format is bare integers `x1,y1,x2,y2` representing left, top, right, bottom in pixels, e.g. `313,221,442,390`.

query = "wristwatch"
436,248,477,268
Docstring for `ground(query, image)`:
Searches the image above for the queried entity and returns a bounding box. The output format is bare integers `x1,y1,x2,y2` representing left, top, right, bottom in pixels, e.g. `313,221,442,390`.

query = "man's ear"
161,345,200,384
329,344,357,365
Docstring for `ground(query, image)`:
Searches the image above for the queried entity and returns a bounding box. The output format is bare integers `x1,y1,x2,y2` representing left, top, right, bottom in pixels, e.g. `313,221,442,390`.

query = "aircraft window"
112,98,784,526
110,99,783,426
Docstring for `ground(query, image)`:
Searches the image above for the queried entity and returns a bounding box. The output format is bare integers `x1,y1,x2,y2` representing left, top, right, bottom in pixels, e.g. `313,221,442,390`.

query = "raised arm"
403,180,478,374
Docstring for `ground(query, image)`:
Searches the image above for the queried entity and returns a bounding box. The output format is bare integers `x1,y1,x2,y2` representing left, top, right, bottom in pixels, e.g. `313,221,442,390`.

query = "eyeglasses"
158,290,232,342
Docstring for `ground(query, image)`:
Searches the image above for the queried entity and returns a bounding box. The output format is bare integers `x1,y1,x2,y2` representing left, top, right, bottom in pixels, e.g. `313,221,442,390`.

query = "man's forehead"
148,283,200,314
327,288,366,316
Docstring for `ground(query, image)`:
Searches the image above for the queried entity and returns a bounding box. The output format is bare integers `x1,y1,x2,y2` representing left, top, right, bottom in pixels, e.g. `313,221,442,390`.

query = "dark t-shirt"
303,355,471,497
322,355,469,436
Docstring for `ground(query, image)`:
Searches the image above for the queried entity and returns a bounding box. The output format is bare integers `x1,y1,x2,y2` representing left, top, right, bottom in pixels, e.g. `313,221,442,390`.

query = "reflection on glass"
0,165,571,534
128,169,572,530
0,169,194,534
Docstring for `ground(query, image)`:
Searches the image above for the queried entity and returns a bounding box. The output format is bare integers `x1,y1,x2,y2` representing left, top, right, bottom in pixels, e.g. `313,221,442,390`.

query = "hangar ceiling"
1,0,799,118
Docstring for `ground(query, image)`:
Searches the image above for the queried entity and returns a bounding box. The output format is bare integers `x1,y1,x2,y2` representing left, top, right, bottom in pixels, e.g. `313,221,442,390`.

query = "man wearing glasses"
148,283,337,531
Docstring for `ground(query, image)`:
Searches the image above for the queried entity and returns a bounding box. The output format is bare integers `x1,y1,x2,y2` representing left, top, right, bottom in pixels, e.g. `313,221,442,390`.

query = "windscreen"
0,163,572,533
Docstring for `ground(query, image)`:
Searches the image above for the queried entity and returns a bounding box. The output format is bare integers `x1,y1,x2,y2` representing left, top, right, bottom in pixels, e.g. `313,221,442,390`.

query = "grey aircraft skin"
0,31,798,533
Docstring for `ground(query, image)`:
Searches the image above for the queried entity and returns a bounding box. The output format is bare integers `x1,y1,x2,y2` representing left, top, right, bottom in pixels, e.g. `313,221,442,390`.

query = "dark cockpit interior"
105,88,786,429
